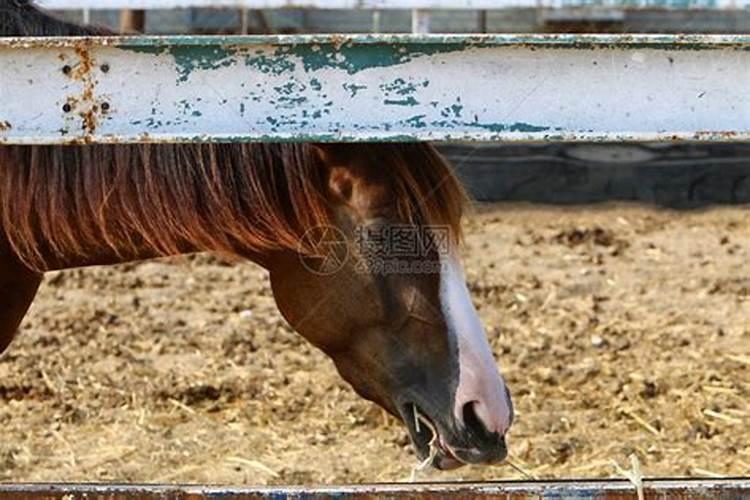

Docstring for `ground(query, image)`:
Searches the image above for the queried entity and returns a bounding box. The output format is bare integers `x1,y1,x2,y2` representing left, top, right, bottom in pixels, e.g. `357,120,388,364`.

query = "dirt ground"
1,203,748,484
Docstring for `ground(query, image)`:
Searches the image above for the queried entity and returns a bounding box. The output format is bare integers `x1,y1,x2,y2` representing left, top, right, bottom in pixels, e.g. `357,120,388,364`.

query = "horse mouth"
401,403,464,471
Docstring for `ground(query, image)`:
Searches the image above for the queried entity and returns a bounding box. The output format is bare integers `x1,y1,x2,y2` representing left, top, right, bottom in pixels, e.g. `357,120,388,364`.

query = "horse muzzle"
399,395,512,470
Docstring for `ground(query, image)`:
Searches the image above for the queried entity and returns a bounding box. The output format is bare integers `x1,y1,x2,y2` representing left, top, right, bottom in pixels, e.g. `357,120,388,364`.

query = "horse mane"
0,3,467,272
0,143,466,271
0,143,325,269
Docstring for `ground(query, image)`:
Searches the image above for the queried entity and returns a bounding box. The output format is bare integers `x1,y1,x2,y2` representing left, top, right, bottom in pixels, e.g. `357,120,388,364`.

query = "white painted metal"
3,479,750,498
35,0,750,10
0,35,748,144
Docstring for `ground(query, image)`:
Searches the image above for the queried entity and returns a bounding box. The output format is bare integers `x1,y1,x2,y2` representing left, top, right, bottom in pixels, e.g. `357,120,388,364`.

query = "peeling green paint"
381,78,421,96
290,43,407,75
243,50,295,76
105,34,750,58
441,100,464,119
404,115,428,129
309,78,323,91
287,42,472,75
274,81,302,95
133,46,238,83
343,83,368,97
109,34,750,93
473,121,552,133
176,133,425,144
385,96,419,106
277,96,308,108
451,100,463,118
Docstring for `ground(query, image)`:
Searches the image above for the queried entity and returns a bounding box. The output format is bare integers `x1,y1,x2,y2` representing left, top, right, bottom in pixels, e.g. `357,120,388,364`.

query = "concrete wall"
440,143,750,207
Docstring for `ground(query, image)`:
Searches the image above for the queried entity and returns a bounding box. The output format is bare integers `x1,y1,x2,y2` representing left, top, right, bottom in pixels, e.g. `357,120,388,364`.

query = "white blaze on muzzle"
439,253,512,436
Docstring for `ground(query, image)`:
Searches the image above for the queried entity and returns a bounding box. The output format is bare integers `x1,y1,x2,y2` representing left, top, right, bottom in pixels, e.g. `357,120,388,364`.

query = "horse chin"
432,450,464,470
399,402,467,471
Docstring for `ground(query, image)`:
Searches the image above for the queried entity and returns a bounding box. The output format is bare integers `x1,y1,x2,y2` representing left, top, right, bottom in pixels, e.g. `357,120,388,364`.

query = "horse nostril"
462,400,491,439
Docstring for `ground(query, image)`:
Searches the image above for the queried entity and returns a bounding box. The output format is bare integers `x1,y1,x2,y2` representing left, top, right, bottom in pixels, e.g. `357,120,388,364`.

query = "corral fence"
1,478,750,499
1,4,750,498
35,0,750,35
1,34,749,145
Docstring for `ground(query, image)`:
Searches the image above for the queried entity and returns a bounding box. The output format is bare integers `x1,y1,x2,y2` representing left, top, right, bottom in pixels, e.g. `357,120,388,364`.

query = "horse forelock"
371,143,468,249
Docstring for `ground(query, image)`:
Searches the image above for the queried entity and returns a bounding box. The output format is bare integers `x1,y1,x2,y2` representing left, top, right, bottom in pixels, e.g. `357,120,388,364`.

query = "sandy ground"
1,203,748,484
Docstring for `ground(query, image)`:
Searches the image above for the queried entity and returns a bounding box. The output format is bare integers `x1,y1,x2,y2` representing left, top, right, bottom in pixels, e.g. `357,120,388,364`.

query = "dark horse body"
0,1,513,470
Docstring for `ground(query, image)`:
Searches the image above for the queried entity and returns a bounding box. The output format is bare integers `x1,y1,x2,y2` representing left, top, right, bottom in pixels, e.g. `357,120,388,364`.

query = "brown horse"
0,2,513,470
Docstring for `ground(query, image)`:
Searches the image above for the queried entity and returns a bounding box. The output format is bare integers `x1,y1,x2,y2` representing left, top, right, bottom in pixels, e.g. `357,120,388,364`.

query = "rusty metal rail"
36,0,750,10
1,34,749,145
1,478,749,499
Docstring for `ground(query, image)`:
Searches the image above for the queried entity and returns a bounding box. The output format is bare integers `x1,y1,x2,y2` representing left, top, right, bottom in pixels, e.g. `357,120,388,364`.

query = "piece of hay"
620,409,660,436
612,453,644,500
703,409,742,425
505,459,537,479
409,406,440,482
226,456,279,478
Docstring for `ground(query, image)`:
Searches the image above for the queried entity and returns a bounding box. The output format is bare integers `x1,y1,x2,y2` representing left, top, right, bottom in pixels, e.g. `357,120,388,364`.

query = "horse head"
267,143,513,469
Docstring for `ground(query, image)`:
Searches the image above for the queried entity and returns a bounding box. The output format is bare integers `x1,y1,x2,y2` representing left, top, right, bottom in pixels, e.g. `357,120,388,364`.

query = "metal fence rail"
1,478,749,499
1,34,749,145
35,0,750,10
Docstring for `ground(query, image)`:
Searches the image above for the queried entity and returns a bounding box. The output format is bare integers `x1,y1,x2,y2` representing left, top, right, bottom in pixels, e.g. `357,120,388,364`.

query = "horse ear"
311,144,391,216
327,166,355,203
310,143,350,165
311,144,353,202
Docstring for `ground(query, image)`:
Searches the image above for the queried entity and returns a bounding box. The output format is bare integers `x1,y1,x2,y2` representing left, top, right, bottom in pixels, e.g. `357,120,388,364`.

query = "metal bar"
35,0,750,10
0,479,749,498
240,7,249,34
119,9,147,33
411,9,431,33
478,9,488,33
1,34,749,145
